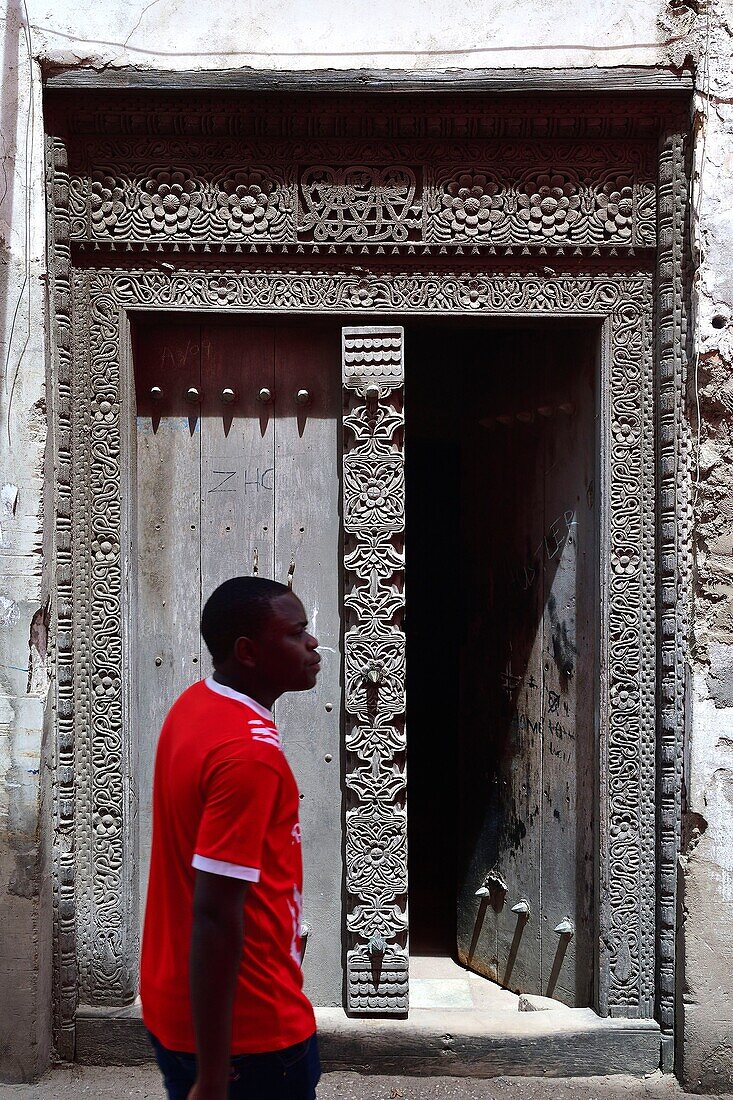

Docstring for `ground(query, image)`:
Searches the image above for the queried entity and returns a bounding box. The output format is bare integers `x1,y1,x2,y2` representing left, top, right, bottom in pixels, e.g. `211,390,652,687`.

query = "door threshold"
75,1003,662,1077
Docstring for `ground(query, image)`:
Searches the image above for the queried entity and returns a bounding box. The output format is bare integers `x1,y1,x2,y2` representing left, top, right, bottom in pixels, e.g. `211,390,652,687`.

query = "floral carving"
439,171,503,239
73,153,656,249
518,172,581,238
210,277,238,305
611,546,641,576
596,176,634,241
349,279,377,308
140,169,202,236
343,459,404,530
346,815,408,894
90,173,126,232
215,170,279,236
612,414,640,445
342,327,408,1013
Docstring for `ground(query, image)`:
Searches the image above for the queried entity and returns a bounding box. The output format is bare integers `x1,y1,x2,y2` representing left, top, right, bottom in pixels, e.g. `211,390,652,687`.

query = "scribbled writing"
512,712,576,764
507,509,577,591
207,468,274,494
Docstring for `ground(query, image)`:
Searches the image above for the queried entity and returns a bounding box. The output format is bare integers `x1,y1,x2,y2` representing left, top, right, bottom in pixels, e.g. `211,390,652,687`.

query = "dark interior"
405,321,597,1006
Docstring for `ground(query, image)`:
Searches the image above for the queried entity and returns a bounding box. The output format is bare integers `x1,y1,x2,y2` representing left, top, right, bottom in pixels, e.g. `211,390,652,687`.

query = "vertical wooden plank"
133,319,202,911
273,322,344,1007
456,346,499,980
539,329,596,1007
493,353,545,997
199,323,275,595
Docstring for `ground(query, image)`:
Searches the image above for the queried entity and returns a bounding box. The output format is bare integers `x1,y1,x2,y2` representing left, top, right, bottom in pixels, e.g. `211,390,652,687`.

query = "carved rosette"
342,327,408,1014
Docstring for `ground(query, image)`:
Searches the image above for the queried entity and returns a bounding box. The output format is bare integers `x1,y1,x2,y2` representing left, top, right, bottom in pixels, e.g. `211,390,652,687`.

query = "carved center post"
342,326,408,1014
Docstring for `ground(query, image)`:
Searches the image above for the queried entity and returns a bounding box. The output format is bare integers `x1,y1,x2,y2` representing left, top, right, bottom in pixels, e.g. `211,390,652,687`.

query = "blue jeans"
148,1031,321,1100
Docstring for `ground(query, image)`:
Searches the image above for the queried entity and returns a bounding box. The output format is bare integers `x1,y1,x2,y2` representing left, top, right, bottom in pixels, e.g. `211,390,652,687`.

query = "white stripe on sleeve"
192,854,261,882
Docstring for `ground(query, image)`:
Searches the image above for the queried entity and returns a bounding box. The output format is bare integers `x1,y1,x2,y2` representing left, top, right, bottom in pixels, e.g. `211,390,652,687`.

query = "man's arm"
187,870,249,1100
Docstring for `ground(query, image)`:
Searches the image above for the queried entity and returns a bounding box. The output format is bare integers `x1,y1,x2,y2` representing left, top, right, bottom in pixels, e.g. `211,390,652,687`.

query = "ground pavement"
1,1067,732,1099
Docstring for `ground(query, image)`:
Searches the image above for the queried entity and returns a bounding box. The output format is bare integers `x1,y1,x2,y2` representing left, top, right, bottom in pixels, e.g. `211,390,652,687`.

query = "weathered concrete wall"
0,0,52,1083
1,0,732,1086
24,1,693,72
677,2,733,1091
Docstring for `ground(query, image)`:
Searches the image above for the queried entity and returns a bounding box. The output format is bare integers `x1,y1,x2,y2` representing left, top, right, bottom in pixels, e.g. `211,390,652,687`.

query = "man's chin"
285,671,319,692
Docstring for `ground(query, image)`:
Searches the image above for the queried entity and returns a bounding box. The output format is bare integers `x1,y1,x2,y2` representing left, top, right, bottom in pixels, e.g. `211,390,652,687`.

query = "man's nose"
308,633,319,650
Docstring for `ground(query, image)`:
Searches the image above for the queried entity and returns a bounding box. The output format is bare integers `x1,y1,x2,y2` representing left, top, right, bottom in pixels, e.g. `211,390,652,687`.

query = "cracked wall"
1,0,732,1087
0,0,52,1083
680,2,733,1084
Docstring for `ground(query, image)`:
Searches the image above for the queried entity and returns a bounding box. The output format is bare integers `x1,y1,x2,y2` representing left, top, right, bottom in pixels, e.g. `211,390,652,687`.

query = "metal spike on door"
475,867,507,897
253,547,259,577
287,556,296,588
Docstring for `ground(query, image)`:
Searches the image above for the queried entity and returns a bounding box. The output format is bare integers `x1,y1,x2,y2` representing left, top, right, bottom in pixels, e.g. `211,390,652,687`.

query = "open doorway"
406,320,598,1008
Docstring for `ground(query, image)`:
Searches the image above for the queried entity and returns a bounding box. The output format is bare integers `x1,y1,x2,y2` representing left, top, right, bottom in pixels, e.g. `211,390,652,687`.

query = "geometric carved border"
64,265,655,1020
655,126,691,1043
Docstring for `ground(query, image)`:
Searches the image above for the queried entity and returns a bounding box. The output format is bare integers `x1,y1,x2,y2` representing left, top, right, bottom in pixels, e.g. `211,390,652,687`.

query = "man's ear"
233,635,257,668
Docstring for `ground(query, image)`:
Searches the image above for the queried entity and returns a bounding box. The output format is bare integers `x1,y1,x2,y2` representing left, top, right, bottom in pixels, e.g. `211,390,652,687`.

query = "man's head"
201,577,320,702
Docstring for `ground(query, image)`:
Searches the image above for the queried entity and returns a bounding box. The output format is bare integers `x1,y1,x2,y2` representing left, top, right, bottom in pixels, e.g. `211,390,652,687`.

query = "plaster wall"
0,0,52,1084
0,0,731,1086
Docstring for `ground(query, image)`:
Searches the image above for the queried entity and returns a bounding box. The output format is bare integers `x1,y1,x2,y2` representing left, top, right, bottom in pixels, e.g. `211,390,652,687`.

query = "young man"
140,576,322,1100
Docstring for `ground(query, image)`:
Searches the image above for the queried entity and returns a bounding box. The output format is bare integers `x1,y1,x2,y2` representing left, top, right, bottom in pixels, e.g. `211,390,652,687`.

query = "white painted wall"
0,0,51,1081
27,0,695,72
1,0,731,1086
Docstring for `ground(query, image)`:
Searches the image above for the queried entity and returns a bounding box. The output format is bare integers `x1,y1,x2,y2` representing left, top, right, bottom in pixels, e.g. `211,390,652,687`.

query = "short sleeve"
193,749,281,882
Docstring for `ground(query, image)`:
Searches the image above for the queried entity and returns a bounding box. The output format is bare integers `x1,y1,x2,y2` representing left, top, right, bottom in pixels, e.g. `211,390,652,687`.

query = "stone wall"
0,0,731,1087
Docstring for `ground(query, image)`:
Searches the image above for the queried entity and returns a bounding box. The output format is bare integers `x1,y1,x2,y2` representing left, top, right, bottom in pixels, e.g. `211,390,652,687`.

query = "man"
140,576,322,1100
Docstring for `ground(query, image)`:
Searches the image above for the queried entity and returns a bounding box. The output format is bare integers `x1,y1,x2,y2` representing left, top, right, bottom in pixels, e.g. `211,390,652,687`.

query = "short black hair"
200,576,291,665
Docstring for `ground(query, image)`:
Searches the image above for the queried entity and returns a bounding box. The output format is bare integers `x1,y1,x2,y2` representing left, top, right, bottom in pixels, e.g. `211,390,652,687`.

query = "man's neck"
211,670,277,712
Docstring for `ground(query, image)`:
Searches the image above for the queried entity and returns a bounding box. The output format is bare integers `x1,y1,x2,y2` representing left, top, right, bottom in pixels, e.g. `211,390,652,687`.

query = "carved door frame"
44,85,690,1057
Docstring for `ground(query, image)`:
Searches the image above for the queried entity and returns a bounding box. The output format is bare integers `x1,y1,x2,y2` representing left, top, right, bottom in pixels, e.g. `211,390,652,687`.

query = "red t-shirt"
140,678,316,1054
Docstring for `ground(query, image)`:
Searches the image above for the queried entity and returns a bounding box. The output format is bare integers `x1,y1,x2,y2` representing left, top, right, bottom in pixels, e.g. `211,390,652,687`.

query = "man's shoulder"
166,679,261,726
161,680,286,768
165,678,211,717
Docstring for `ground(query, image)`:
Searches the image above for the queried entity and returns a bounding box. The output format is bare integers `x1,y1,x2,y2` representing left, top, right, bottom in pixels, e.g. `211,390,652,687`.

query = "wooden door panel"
200,325,276,592
456,329,596,1006
491,352,545,996
134,321,202,909
539,336,596,1006
273,324,343,1007
134,320,343,1011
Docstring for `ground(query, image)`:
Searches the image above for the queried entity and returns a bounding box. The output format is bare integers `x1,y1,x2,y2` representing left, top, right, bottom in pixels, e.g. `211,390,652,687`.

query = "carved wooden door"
132,317,343,1006
456,329,597,1007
